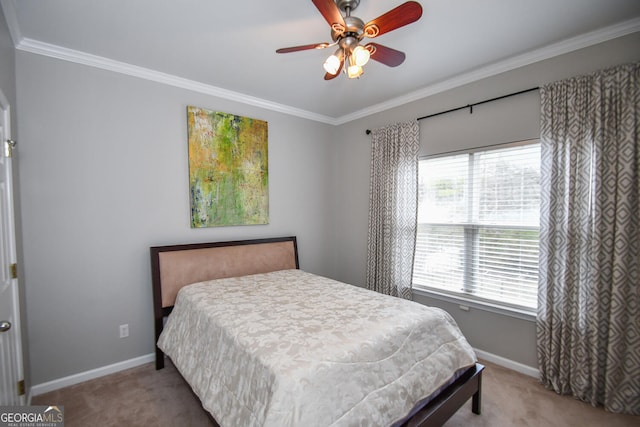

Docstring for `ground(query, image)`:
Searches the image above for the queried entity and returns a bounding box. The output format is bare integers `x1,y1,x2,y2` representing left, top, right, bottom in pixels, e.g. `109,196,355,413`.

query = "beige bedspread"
157,269,476,427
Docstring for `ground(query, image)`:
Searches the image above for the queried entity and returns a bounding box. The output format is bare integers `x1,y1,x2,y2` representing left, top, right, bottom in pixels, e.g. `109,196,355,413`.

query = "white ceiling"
3,0,640,124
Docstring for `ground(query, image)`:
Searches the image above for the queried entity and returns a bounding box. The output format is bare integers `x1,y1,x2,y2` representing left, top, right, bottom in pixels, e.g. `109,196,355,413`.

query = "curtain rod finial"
366,129,371,135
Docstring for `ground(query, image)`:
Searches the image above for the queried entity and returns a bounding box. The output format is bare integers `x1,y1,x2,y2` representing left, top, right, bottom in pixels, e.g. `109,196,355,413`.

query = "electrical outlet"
119,324,129,338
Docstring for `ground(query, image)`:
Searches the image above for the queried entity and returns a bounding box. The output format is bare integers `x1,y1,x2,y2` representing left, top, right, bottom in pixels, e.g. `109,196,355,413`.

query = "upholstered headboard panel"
155,239,298,308
150,236,299,369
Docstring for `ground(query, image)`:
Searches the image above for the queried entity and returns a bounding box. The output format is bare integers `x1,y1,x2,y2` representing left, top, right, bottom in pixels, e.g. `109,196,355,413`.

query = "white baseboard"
474,348,539,378
30,353,155,398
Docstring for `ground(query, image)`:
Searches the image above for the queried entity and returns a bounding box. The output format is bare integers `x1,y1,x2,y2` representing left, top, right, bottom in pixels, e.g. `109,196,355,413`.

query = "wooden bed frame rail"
405,363,484,426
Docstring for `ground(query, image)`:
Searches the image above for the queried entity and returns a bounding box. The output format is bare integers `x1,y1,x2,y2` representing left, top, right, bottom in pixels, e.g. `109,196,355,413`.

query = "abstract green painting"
187,106,269,227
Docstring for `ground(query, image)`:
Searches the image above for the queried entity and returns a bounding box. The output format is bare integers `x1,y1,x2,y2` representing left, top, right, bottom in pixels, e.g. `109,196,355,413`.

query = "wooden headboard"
150,236,299,369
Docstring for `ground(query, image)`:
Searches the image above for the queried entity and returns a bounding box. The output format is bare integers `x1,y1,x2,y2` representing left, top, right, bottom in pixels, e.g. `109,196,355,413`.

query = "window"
412,141,540,312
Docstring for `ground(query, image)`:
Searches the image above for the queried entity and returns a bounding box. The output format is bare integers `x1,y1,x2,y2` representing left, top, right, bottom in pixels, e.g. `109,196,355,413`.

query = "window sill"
412,286,537,322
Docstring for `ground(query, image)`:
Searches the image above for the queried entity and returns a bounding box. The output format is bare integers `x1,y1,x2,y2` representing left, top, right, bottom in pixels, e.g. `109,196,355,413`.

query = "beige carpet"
32,359,638,426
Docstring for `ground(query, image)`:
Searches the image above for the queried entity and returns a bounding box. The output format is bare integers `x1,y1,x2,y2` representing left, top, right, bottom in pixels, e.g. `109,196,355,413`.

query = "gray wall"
332,32,640,370
0,5,15,108
15,51,338,385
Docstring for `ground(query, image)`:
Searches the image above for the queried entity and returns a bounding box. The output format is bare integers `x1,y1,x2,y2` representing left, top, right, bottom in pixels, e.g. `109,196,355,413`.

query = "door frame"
0,88,25,405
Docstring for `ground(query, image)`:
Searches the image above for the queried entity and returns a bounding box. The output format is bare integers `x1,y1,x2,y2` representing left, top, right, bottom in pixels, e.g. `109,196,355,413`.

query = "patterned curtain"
537,63,640,414
366,121,420,299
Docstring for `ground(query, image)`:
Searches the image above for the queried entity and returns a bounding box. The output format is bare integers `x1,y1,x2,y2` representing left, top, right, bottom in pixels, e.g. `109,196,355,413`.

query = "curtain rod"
365,87,539,135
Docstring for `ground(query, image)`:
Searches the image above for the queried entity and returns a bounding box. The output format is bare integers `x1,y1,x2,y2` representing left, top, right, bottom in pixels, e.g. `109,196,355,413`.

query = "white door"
0,90,24,405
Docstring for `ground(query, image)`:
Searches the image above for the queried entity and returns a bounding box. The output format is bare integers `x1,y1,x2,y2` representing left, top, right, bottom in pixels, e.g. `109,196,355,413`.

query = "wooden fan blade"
276,43,330,54
366,43,406,67
363,1,423,38
312,0,346,31
324,59,344,80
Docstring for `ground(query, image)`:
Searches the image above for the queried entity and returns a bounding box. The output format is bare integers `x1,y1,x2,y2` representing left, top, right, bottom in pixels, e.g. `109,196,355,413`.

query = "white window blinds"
413,141,540,311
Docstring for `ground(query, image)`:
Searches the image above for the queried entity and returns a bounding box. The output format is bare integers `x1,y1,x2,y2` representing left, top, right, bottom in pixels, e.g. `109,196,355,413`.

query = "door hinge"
10,263,17,279
17,380,25,396
4,139,16,158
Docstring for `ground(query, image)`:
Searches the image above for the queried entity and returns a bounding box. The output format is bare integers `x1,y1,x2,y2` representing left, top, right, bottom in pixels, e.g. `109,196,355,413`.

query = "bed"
151,236,484,427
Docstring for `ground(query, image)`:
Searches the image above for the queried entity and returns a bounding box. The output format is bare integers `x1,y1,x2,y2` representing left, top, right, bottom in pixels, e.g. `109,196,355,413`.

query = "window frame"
412,139,540,318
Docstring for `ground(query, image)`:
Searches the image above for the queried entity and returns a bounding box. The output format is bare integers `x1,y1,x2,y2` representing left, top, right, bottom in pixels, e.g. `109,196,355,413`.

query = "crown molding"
336,16,640,125
15,38,339,125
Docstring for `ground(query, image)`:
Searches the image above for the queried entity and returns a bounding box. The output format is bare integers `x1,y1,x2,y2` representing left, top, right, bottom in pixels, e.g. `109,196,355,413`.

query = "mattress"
157,269,476,427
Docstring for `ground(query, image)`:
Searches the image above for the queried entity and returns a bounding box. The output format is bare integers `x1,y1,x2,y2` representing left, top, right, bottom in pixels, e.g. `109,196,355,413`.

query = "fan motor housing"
331,16,365,41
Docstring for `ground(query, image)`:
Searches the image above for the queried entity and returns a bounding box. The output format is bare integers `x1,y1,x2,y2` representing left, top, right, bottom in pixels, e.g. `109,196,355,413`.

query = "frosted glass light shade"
347,64,363,78
323,55,341,75
352,46,370,67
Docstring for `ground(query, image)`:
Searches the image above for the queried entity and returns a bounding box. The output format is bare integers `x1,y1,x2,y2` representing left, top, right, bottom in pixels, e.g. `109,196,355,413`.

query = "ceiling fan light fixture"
352,45,370,67
276,0,423,81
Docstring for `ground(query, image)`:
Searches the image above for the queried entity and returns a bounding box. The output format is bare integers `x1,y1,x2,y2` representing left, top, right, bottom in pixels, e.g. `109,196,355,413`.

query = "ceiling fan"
276,0,423,80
